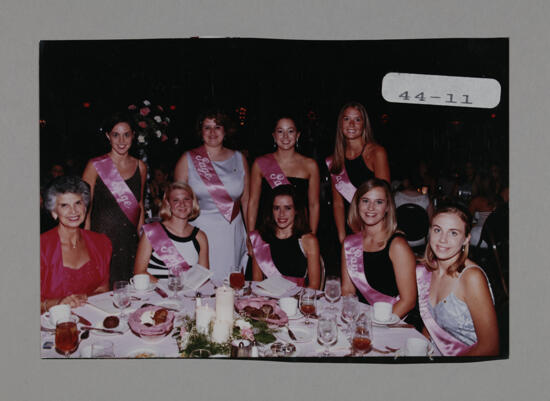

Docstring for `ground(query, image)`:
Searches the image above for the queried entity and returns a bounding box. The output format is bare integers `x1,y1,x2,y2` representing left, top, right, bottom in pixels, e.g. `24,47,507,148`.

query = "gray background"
1,0,546,400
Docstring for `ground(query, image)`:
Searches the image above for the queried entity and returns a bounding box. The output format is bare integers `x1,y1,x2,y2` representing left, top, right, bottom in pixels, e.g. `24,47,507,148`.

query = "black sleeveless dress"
360,233,422,329
344,154,375,235
267,234,308,279
90,166,141,287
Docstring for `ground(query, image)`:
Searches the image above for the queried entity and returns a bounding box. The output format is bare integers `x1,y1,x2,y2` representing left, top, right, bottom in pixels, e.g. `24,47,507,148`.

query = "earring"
295,138,299,151
273,141,277,150
461,245,465,252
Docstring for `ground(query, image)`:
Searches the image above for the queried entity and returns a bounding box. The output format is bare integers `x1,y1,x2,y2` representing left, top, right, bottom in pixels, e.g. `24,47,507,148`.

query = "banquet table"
40,280,440,359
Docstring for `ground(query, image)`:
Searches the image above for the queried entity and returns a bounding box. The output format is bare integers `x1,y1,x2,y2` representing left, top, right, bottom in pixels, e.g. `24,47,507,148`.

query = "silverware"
80,326,124,334
286,325,297,341
72,312,92,326
385,345,399,352
41,325,55,333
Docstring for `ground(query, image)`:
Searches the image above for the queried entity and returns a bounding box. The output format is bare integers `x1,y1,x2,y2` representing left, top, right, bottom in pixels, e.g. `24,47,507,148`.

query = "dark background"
39,38,508,180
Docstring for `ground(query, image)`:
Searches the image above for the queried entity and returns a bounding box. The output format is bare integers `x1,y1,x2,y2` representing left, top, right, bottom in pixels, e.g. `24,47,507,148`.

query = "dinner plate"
371,313,400,326
129,282,156,294
287,311,304,320
276,325,314,343
252,284,301,299
126,348,159,358
92,319,129,336
156,299,182,310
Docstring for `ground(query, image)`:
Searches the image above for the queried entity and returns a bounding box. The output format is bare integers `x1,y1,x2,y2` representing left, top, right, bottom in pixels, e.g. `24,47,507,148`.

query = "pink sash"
189,146,239,223
249,231,305,287
343,232,399,305
92,155,140,226
415,265,475,356
142,222,190,274
325,156,356,203
256,154,291,188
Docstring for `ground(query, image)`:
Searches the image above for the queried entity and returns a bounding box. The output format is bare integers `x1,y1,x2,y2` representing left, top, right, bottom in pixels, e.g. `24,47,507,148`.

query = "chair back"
480,205,509,297
396,203,430,243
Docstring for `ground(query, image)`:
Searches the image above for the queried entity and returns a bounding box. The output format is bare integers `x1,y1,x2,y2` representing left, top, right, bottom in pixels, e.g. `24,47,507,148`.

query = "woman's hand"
60,293,87,308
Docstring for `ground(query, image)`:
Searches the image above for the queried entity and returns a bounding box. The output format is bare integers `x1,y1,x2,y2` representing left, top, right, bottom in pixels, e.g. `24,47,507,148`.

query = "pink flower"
241,328,254,341
138,121,147,128
157,105,164,111
161,134,168,142
128,104,137,110
180,326,186,337
140,107,151,116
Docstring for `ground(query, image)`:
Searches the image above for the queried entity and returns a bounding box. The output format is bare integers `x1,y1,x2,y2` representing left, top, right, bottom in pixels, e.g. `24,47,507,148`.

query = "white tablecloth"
41,281,439,359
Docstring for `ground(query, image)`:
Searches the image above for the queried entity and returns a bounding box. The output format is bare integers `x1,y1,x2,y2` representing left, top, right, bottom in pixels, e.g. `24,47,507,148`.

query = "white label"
381,72,501,109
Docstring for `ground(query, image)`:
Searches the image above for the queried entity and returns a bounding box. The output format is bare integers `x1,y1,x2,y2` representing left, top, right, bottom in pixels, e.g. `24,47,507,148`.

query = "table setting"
40,272,440,360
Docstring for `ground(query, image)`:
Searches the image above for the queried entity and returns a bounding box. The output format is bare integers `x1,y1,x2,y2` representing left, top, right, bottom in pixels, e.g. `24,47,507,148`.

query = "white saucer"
276,325,314,343
129,283,156,294
371,313,400,326
41,313,56,330
92,319,129,336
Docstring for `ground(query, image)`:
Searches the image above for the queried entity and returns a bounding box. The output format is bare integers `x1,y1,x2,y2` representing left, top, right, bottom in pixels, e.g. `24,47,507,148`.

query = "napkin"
182,264,213,291
86,294,138,315
256,275,296,297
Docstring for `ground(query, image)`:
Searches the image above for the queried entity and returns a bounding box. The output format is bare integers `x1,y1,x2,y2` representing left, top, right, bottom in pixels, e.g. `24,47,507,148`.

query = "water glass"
340,294,358,338
113,281,131,320
324,276,341,312
167,272,183,299
317,314,338,357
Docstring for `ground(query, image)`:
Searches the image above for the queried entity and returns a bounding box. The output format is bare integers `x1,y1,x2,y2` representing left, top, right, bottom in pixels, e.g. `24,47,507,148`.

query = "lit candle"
211,319,232,343
215,285,235,324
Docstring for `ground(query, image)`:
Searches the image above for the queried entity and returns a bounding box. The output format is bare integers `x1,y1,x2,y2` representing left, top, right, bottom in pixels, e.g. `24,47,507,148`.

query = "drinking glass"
340,294,358,339
55,316,79,357
113,281,131,320
351,312,373,356
229,266,245,293
317,314,338,357
91,340,115,358
324,276,341,312
189,349,211,358
167,272,184,299
299,288,317,325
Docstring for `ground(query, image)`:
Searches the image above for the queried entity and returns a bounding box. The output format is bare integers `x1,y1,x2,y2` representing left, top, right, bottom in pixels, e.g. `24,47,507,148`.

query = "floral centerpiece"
172,315,277,357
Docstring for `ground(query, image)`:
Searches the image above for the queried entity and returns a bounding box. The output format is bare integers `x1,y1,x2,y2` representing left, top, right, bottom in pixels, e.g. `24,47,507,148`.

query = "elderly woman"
134,182,209,281
40,176,112,313
174,109,249,283
341,179,416,320
250,185,320,289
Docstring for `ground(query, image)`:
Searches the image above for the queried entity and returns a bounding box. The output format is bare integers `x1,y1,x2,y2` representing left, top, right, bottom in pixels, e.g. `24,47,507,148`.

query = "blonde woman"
326,102,390,244
134,182,209,282
341,179,416,320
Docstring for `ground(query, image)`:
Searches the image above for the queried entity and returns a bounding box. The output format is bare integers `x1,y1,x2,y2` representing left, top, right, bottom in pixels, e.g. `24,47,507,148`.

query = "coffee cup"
373,302,393,322
130,274,150,291
405,337,430,356
279,297,298,316
48,304,71,326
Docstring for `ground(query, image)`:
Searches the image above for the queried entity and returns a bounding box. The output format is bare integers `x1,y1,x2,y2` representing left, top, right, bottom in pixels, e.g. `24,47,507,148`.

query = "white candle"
211,319,232,343
215,285,235,324
196,305,213,334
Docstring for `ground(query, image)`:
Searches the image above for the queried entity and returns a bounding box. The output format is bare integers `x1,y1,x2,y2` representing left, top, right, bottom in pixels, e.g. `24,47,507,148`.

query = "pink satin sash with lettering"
189,146,239,223
92,155,140,226
415,265,475,356
249,231,305,287
256,154,291,188
142,222,190,274
325,156,357,203
344,232,399,305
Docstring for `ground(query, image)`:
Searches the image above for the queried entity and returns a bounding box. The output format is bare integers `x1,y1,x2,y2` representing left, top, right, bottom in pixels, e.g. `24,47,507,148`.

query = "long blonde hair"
159,182,200,221
347,178,397,243
421,203,473,276
330,102,376,174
